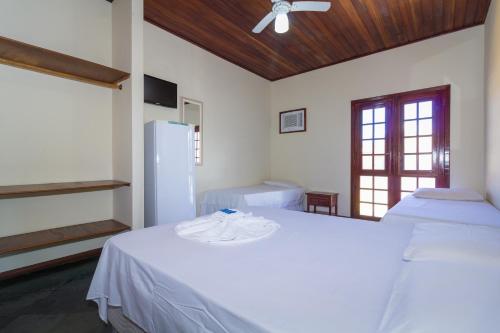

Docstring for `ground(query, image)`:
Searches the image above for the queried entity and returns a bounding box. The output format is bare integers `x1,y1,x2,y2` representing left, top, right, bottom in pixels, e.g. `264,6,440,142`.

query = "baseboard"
0,248,102,281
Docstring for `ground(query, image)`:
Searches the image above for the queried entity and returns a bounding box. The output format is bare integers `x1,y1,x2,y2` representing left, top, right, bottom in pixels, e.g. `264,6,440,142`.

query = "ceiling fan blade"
252,11,277,33
291,1,331,12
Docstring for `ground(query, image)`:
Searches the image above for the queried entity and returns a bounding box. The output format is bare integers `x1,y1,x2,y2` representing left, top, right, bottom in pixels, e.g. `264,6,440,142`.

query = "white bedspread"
200,184,305,215
87,208,413,333
379,261,500,333
382,196,500,227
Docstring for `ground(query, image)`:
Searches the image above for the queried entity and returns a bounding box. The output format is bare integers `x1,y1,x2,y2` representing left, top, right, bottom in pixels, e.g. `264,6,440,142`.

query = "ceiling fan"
252,0,331,34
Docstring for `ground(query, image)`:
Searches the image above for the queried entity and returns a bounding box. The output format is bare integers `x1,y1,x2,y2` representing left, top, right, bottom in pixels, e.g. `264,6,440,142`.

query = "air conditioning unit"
280,108,306,133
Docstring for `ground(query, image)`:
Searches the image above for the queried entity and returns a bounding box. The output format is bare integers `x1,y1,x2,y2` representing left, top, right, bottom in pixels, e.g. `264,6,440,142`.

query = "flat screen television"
144,74,177,108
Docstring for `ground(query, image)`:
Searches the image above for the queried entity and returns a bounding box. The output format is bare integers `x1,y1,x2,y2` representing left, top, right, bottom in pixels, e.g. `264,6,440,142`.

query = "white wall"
270,27,486,216
485,0,500,208
112,0,144,230
143,22,271,198
0,0,113,272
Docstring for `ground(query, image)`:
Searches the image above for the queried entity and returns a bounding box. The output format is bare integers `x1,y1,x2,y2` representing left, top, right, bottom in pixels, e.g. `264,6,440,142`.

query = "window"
351,86,450,220
194,125,201,165
182,97,203,166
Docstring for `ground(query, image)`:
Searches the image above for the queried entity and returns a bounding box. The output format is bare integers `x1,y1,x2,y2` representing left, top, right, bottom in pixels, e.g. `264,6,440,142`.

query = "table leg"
314,205,317,213
329,205,332,215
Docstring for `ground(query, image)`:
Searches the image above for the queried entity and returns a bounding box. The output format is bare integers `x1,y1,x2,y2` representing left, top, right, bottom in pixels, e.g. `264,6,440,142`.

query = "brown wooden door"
351,98,393,220
351,86,450,220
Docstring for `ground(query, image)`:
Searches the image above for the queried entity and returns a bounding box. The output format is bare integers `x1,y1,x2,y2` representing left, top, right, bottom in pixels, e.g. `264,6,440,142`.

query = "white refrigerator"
144,121,196,227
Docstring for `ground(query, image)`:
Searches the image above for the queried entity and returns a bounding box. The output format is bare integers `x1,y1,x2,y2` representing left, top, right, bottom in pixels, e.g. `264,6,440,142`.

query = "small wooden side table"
306,191,339,216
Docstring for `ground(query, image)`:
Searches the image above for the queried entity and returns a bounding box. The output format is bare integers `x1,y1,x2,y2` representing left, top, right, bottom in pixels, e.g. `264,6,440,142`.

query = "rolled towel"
175,209,280,245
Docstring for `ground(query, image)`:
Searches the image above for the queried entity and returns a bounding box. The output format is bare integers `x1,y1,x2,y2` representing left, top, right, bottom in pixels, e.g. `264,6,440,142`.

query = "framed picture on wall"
279,108,307,134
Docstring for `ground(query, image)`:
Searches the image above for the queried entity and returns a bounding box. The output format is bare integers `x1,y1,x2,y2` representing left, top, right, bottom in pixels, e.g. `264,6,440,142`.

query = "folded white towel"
175,210,280,245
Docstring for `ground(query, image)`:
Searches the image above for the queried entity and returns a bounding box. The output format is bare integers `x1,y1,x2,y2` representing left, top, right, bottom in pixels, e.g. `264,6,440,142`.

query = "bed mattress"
200,184,305,215
382,195,500,227
379,260,500,333
87,208,413,333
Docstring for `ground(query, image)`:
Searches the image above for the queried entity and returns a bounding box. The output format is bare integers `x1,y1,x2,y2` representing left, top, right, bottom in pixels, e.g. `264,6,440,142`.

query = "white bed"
88,208,414,333
382,195,500,227
200,183,305,215
87,207,500,333
378,260,500,333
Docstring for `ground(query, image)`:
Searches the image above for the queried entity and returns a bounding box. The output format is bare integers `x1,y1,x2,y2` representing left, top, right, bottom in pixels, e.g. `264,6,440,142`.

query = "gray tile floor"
0,258,111,333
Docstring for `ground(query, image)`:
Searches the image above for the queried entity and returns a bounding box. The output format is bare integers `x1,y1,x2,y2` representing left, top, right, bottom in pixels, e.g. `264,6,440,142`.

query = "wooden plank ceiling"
144,0,491,81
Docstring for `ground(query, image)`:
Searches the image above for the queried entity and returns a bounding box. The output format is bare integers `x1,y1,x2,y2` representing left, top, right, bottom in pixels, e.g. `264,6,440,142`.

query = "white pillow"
413,188,483,201
404,223,500,264
263,180,299,188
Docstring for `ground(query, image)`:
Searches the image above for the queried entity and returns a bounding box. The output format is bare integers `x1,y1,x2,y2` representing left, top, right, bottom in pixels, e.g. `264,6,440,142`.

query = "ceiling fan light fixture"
275,13,289,33
252,1,331,34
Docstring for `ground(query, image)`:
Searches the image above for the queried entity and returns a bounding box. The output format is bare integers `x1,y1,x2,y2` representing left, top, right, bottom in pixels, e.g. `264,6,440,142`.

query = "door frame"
350,85,450,220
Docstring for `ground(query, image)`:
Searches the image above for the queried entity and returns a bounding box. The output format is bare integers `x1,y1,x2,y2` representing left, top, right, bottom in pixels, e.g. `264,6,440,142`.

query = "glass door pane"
402,100,435,172
399,98,441,197
355,103,390,219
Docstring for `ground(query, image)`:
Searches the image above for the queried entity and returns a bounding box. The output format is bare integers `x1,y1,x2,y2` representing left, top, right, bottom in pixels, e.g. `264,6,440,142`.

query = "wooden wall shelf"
0,180,130,199
0,220,129,256
0,35,130,89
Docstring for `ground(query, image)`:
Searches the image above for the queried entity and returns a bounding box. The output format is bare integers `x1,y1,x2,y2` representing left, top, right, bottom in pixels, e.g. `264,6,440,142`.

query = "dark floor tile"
0,259,111,333
2,312,110,333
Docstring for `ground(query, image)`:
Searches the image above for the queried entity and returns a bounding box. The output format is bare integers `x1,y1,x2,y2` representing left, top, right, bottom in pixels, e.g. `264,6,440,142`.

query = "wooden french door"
351,85,450,220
